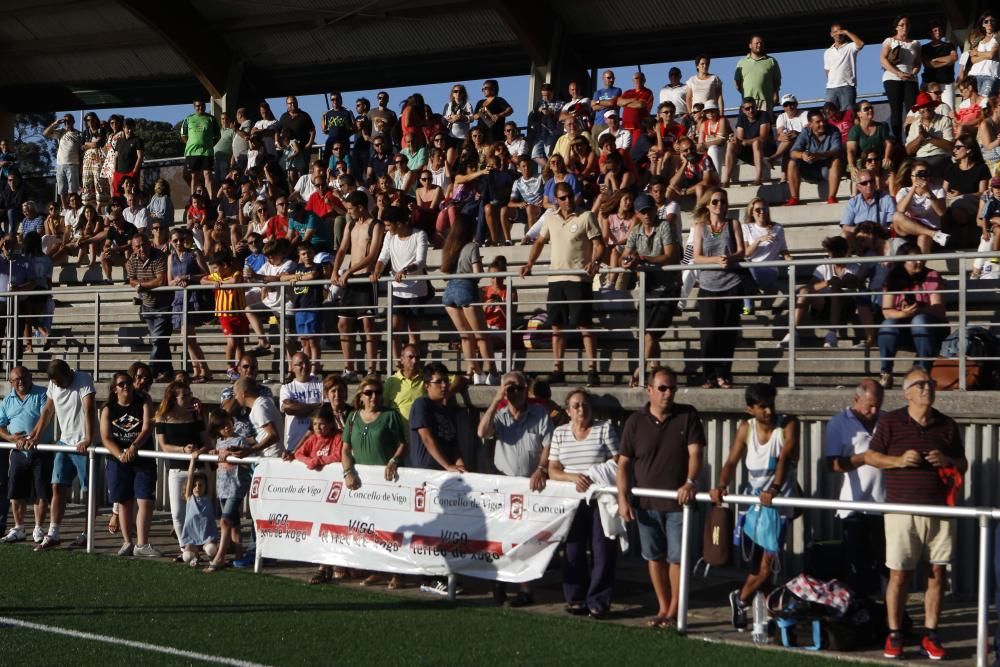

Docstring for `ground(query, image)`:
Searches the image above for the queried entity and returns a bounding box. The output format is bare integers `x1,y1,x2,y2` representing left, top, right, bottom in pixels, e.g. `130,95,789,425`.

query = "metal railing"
2,249,998,389
1,440,994,665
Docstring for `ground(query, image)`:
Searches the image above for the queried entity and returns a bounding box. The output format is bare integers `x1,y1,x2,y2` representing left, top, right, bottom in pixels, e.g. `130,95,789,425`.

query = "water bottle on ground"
751,591,770,644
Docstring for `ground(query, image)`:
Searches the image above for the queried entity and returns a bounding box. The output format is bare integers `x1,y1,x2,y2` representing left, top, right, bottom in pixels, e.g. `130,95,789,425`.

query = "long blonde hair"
692,187,727,225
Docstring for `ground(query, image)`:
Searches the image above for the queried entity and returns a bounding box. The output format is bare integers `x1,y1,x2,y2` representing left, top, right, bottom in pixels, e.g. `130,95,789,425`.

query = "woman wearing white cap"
697,101,729,180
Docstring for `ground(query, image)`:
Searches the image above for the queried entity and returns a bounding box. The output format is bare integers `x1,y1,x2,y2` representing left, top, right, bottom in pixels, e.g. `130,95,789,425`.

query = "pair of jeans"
562,500,616,614
140,304,174,377
883,79,918,143
974,74,1000,98
698,285,742,382
167,468,189,549
878,313,946,373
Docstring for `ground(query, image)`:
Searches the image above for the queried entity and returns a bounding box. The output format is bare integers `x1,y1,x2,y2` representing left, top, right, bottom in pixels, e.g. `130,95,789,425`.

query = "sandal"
361,574,382,586
332,566,348,579
717,377,733,389
387,575,401,590
204,561,228,573
107,513,120,535
309,566,333,585
701,379,715,389
647,615,676,628
190,376,208,384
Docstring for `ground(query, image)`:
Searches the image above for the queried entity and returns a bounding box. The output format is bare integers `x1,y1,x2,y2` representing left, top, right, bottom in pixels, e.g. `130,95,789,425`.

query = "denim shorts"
106,458,157,503
442,278,478,308
52,448,88,490
636,508,683,563
295,310,320,334
220,496,243,524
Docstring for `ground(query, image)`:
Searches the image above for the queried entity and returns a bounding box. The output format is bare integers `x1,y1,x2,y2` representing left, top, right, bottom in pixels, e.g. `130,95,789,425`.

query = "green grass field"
0,547,858,666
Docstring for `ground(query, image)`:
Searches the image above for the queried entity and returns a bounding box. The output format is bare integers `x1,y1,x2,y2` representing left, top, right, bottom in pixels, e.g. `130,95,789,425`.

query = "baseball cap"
633,193,655,212
780,94,798,106
603,110,618,119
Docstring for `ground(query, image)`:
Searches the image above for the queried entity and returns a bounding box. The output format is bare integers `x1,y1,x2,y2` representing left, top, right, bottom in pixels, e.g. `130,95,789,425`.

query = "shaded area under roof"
0,0,952,112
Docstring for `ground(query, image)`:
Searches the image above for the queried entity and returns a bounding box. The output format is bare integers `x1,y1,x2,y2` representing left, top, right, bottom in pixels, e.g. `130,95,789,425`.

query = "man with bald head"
279,351,322,453
865,368,966,660
824,378,886,596
0,367,52,544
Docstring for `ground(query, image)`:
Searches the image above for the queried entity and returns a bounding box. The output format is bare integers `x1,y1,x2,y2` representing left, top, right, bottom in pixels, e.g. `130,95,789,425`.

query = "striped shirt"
549,420,619,473
125,247,170,308
207,270,246,317
868,407,964,506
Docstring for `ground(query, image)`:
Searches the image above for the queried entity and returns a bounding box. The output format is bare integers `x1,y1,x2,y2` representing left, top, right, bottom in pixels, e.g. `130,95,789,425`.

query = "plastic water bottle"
751,591,770,644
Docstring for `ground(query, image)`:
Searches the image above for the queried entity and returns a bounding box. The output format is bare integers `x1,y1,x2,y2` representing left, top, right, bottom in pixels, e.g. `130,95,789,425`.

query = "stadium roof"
1,0,955,112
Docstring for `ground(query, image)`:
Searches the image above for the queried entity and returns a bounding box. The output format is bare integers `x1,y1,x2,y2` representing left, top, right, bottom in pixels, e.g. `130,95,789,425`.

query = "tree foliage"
13,112,56,175
133,118,184,160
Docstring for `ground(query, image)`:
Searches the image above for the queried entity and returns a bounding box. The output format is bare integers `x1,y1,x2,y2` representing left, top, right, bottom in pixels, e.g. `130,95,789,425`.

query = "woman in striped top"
548,389,619,618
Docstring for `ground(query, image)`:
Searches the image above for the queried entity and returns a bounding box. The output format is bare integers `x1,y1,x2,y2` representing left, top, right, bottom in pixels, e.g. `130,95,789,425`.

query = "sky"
57,42,917,137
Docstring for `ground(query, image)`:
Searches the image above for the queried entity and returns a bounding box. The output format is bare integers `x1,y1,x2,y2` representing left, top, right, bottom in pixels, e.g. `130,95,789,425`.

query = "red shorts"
219,314,249,337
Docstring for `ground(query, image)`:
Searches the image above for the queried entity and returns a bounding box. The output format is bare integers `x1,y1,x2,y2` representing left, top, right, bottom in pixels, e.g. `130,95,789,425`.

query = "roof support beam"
115,0,235,99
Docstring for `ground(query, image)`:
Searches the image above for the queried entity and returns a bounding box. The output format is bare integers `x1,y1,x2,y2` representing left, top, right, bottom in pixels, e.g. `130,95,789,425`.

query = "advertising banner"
249,460,584,583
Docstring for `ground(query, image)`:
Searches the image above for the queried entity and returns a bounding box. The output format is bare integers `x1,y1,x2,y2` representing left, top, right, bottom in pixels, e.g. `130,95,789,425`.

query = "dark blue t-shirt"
407,396,459,470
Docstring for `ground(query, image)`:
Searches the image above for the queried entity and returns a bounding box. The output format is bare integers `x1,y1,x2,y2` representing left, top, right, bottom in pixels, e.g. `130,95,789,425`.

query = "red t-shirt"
306,190,342,219
264,215,288,240
620,87,654,130
828,109,855,145
657,121,686,151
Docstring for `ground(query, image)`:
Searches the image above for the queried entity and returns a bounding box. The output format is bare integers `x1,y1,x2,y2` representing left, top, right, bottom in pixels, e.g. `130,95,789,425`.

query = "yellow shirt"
540,209,602,283
383,371,424,428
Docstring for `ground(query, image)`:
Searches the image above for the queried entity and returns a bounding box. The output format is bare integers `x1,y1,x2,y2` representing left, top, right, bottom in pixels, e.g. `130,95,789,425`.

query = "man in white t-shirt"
280,351,323,452
598,111,632,150
658,67,688,117
824,24,864,111
234,377,282,458
43,114,82,207
27,360,96,551
825,378,886,597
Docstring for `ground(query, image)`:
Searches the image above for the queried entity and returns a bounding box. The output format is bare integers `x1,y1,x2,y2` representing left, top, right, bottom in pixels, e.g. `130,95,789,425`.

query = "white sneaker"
116,542,134,557
420,580,450,596
32,526,45,543
779,332,798,347
823,331,838,348
485,372,501,386
1,527,25,543
71,532,87,547
133,544,162,558
472,372,485,386
932,230,950,246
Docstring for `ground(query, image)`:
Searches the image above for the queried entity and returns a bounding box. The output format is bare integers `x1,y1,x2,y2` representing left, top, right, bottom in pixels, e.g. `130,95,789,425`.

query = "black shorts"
547,281,593,329
339,283,377,319
644,278,680,334
8,450,53,502
186,155,213,172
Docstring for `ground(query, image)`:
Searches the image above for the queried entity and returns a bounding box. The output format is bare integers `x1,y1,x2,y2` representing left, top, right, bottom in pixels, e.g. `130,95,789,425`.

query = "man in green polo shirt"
180,100,222,199
735,35,782,111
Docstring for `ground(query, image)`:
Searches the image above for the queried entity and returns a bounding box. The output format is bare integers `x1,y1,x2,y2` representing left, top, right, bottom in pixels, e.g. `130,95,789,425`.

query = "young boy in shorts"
203,250,248,381
283,242,324,373
710,383,799,631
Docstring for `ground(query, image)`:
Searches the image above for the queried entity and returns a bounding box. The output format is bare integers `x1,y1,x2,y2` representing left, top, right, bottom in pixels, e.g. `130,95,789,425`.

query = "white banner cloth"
249,460,584,582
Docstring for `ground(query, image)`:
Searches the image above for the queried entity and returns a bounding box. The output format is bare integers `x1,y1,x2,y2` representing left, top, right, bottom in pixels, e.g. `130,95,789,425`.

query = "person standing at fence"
43,114,82,209
548,388,620,618
233,377,283,458
126,232,174,381
864,368,965,661
520,181,604,386
477,370,552,607
824,378,886,598
27,360,96,551
0,366,52,545
710,383,799,632
155,381,209,559
691,188,744,389
280,351,323,453
617,366,704,628
100,371,159,558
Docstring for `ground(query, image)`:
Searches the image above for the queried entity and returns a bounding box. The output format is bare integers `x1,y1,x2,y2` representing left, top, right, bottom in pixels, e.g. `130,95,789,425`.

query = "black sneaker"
729,589,748,631
547,370,565,385
586,370,601,387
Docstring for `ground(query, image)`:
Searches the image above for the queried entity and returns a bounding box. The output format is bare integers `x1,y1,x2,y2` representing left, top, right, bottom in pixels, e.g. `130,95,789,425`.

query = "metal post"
278,284,286,381
504,275,512,373
786,264,796,389
447,573,457,601
385,284,394,374
92,292,100,379
677,502,692,634
11,290,18,369
958,257,967,390
180,283,189,371
637,271,647,388
254,537,263,574
976,513,989,667
86,447,96,554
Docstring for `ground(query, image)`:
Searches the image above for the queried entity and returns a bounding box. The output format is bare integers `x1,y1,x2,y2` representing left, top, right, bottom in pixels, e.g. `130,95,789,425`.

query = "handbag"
701,505,732,567
886,42,902,66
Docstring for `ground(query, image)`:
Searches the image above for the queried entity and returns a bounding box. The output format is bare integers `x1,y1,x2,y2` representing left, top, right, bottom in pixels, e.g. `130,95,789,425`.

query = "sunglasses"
362,389,382,397
928,90,942,95
240,364,258,370
709,198,724,205
427,378,448,386
752,207,765,213
904,379,937,391
419,177,430,182
913,171,928,178
857,180,873,186
115,381,131,388
742,105,754,111
865,158,878,163
953,145,966,150
556,195,571,201
654,384,677,392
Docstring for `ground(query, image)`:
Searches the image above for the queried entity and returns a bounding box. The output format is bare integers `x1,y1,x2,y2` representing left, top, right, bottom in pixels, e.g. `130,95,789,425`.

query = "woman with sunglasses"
548,389,619,618
101,372,158,557
880,15,921,143
430,132,457,172
857,149,895,194
967,11,1000,98
978,98,1000,172
168,227,212,382
891,159,948,252
472,79,513,143
567,137,600,201
847,100,893,186
413,168,443,240
691,188,745,389
443,84,472,143
462,128,490,168
390,154,417,197
41,200,72,264
954,78,987,134
943,133,990,245
740,198,790,315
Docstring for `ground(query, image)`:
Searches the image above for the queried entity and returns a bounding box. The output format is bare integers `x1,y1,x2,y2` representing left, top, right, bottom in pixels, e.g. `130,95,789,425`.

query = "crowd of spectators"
1,14,998,391
0,354,971,659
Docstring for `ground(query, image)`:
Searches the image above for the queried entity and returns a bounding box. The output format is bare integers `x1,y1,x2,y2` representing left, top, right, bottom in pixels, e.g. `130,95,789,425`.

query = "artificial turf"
0,547,860,666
